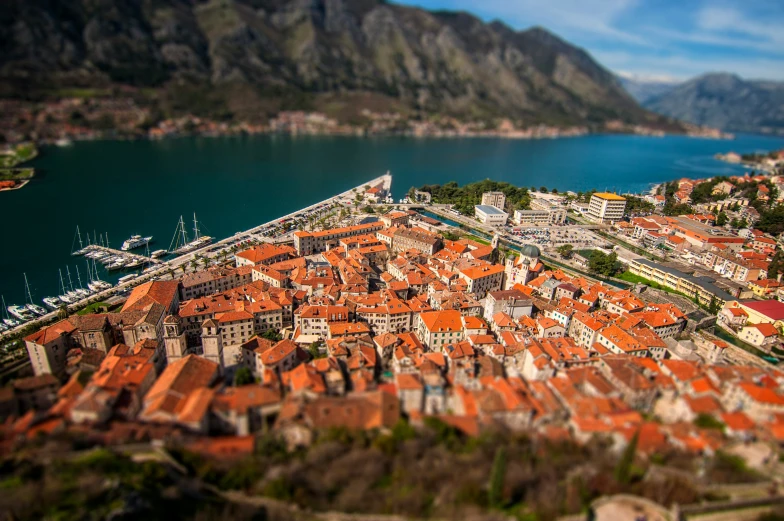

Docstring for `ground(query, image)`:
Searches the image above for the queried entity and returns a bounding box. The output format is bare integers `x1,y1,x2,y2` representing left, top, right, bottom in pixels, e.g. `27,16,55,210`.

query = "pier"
79,245,164,266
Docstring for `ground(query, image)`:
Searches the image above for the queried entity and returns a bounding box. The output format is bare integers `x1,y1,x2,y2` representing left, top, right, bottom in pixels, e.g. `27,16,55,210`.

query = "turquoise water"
1,132,782,305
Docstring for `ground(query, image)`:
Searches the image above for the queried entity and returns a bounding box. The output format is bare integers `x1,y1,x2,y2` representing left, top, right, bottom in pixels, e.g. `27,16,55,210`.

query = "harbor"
0,172,391,339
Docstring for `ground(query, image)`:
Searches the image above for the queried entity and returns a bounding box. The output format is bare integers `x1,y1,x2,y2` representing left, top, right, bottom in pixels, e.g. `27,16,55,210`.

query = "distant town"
0,96,731,149
3,162,784,519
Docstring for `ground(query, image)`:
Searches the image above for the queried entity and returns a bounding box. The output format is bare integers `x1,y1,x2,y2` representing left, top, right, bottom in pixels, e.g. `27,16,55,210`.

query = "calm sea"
1,132,783,305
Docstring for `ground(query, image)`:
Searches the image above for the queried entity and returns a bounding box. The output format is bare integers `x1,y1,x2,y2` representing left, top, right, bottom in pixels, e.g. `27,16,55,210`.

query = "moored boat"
121,235,153,251
43,296,61,309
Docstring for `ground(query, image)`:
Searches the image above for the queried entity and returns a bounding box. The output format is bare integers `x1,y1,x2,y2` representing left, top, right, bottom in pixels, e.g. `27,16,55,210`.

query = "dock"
78,245,163,266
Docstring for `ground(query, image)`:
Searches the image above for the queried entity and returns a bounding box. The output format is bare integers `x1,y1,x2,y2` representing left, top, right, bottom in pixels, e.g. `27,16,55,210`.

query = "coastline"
0,179,30,193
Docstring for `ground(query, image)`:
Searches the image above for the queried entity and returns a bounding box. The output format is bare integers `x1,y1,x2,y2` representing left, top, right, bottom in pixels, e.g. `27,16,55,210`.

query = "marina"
0,173,391,338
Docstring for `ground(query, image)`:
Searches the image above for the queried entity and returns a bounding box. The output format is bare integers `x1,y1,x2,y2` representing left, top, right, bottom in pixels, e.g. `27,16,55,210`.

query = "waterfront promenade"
0,173,392,341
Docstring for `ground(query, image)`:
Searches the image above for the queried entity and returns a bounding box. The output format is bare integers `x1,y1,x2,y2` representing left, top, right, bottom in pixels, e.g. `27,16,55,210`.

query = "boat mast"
193,213,201,241
76,226,83,250
75,266,84,289
23,273,33,305
86,260,93,282
66,267,74,292
1,295,8,319
59,269,67,295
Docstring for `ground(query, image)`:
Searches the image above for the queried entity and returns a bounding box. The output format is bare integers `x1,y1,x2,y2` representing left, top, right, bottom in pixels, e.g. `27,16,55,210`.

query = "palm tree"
57,305,69,320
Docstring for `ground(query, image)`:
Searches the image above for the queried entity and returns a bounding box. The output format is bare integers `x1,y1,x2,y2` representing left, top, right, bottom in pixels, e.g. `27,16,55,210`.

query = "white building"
587,193,626,224
481,192,506,210
514,200,567,226
475,205,508,226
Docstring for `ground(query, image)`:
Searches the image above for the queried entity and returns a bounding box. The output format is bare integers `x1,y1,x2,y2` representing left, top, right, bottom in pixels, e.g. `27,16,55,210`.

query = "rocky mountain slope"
0,0,675,127
642,73,784,135
618,75,681,105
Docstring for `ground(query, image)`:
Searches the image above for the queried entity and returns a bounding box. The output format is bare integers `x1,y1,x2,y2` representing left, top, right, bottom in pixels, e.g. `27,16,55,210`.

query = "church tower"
163,315,188,364
201,318,224,369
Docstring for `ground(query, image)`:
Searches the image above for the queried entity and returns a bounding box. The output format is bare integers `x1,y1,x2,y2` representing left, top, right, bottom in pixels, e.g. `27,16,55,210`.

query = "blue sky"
394,0,784,81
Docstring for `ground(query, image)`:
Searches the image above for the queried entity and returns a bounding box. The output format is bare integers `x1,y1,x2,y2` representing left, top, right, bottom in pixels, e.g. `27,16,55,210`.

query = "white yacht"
107,258,129,270
7,305,33,322
43,296,62,310
73,288,91,299
27,303,47,316
118,274,137,284
3,318,19,328
125,258,144,269
121,235,153,251
88,280,112,292
150,249,168,258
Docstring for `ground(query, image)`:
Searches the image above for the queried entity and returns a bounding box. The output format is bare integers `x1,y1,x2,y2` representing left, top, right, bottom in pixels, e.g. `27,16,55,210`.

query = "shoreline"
0,179,30,193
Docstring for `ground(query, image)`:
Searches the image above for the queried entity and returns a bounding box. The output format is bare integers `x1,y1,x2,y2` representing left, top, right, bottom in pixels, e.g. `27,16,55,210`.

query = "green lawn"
466,235,490,246
77,302,122,315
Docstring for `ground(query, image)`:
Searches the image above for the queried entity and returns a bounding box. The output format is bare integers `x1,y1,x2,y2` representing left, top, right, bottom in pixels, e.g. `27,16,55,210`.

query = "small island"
0,142,37,192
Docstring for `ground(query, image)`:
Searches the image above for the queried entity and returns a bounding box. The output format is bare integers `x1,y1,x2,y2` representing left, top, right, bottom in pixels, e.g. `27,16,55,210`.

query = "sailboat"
72,226,88,256
2,295,21,327
24,274,48,316
65,267,82,302
88,259,112,292
57,269,74,304
73,266,91,298
170,213,213,255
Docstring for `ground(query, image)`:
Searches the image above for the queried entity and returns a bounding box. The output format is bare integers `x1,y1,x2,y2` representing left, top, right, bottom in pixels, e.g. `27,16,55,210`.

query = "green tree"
488,446,507,509
308,341,326,359
715,211,728,226
556,244,574,259
233,367,254,386
539,186,548,193
768,251,784,280
614,429,639,484
588,251,620,277
260,328,282,342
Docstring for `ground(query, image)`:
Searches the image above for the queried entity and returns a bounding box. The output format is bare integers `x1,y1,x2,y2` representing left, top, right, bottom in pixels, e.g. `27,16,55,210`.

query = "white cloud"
597,50,784,81
446,0,649,45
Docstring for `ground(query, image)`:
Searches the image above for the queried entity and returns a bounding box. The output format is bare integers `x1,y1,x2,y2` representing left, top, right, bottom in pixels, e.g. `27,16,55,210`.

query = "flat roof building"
587,193,626,224
475,205,508,226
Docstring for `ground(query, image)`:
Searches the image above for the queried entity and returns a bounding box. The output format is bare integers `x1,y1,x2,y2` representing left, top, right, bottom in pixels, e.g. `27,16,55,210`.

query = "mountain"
0,0,675,128
617,74,681,104
642,73,784,135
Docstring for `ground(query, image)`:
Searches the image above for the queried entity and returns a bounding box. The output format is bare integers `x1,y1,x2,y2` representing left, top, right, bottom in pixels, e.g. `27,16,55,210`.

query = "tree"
260,328,282,342
488,446,507,508
539,186,548,193
308,341,326,359
716,211,728,226
233,367,254,386
768,251,784,280
614,429,639,484
588,251,620,277
556,244,574,259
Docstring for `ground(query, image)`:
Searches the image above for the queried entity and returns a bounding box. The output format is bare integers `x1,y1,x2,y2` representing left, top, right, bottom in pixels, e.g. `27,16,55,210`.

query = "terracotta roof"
142,355,219,420
419,310,463,333
261,339,298,365
122,280,179,312
24,319,76,344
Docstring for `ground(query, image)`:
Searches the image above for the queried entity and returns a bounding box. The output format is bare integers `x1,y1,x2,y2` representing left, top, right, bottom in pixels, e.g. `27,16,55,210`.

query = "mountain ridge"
0,0,677,129
631,72,784,135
